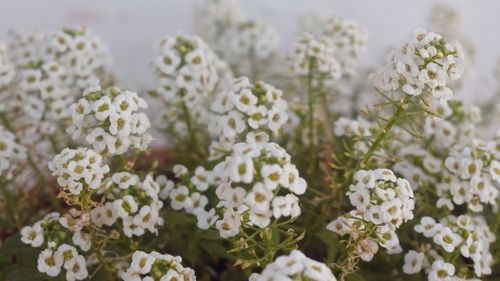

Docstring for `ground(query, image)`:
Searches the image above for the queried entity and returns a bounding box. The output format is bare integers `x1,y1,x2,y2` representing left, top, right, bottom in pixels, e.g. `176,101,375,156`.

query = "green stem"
49,134,60,154
306,58,316,164
358,97,409,169
180,100,203,158
0,177,19,227
250,48,258,82
85,190,112,279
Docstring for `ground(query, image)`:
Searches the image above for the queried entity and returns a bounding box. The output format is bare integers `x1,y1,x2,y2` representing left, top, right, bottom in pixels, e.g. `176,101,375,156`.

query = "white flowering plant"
0,2,499,281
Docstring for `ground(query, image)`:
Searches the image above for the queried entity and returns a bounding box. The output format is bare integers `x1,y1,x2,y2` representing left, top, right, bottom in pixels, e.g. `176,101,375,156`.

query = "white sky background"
0,0,499,105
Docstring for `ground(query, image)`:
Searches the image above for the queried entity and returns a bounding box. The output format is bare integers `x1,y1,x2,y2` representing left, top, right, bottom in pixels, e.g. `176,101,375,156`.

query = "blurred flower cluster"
0,2,499,281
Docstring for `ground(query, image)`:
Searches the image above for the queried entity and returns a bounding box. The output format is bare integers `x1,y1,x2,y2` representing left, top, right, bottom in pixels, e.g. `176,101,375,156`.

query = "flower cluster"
156,165,212,225
216,19,279,75
334,117,372,138
290,33,342,80
327,169,414,258
249,250,337,281
48,147,110,195
9,27,112,91
440,139,499,212
0,43,15,89
209,77,288,159
151,34,221,136
120,250,196,281
21,213,89,281
68,83,152,155
301,13,367,76
371,28,464,105
211,141,306,237
423,101,480,149
407,215,496,279
91,172,164,237
16,60,73,130
0,125,27,178
393,100,480,191
194,0,245,43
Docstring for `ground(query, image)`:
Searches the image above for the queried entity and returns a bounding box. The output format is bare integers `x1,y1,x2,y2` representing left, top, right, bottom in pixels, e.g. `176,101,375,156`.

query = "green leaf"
195,229,221,241
271,228,280,245
345,272,366,281
201,242,236,261
315,231,338,246
6,268,47,281
315,231,339,262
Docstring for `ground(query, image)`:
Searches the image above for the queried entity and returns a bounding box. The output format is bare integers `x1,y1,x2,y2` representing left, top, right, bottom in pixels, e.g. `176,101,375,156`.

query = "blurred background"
0,0,498,103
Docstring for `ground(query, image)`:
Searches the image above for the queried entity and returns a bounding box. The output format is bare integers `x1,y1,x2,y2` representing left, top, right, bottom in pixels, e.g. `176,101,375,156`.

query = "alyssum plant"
0,1,498,281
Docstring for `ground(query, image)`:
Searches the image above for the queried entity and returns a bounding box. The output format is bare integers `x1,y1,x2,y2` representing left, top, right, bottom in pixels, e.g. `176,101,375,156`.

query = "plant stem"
84,190,112,279
358,97,409,169
250,48,258,82
180,100,203,158
306,58,316,166
0,177,19,227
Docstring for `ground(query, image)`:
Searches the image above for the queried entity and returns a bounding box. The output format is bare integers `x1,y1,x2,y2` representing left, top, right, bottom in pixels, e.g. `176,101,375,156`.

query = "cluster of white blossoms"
423,102,480,149
0,44,15,89
194,0,245,43
121,250,196,281
393,101,480,190
16,60,74,129
327,169,415,259
0,125,27,178
371,28,464,105
21,213,89,281
9,27,112,91
48,147,110,195
151,34,221,135
216,19,279,73
439,138,499,212
68,83,152,155
334,117,372,137
290,33,342,80
211,141,306,237
209,77,289,159
407,215,496,279
301,13,367,76
156,165,213,227
249,250,336,281
90,172,164,238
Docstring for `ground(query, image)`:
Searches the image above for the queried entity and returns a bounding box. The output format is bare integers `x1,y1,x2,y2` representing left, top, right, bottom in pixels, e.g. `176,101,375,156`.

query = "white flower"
55,244,78,266
229,155,254,183
130,251,155,274
196,209,219,230
72,231,91,252
37,248,62,277
403,250,425,274
260,164,282,190
20,224,44,247
356,239,379,262
433,227,462,253
115,195,139,218
415,216,442,238
249,209,272,228
65,255,88,281
428,260,455,281
191,166,213,191
256,250,337,281
169,186,193,211
215,208,241,238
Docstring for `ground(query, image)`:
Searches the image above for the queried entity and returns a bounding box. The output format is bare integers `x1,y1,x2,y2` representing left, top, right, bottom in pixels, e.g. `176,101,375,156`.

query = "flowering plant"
0,2,499,281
